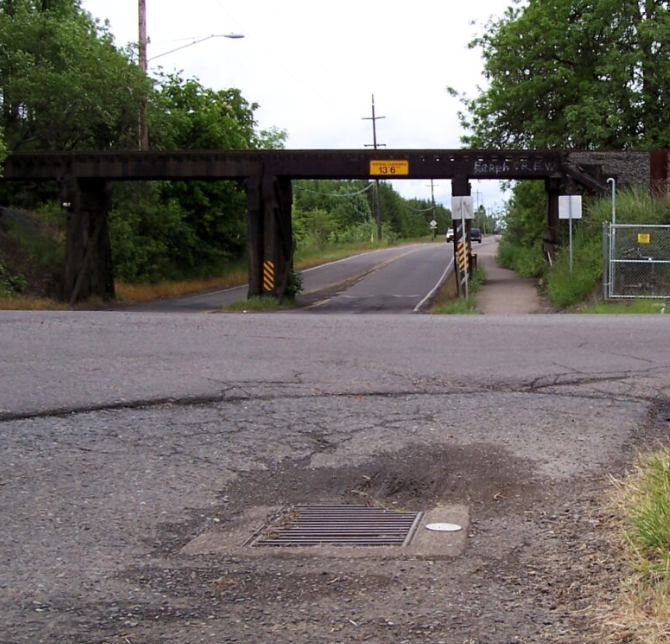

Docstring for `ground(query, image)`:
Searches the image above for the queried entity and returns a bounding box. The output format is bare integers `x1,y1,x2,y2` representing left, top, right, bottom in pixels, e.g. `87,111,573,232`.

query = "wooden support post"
275,177,295,302
245,176,264,298
253,175,295,300
62,178,114,305
650,148,668,198
261,175,279,297
544,178,561,261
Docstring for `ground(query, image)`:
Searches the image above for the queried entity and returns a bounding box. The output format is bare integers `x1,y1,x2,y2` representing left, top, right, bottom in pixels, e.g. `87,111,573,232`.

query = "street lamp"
137,0,244,150
149,33,245,62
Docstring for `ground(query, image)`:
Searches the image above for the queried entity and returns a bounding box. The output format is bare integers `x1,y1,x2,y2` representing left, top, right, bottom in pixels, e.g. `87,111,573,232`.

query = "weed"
220,295,300,313
0,296,69,310
0,257,27,297
607,447,670,643
432,266,485,315
578,300,669,314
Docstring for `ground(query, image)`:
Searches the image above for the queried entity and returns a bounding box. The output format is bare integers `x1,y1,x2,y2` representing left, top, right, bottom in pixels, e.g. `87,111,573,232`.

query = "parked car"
445,228,454,242
470,228,482,243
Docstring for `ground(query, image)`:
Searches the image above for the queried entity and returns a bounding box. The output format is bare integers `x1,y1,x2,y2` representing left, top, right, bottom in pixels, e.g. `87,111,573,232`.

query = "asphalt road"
2,312,670,643
127,242,453,314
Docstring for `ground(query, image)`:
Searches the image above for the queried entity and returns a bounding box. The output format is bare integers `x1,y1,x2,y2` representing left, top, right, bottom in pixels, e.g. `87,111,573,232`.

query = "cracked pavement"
1,311,670,643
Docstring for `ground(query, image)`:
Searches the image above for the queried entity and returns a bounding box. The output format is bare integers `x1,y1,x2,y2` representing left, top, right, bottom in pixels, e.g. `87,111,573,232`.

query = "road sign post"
451,196,474,297
559,195,583,274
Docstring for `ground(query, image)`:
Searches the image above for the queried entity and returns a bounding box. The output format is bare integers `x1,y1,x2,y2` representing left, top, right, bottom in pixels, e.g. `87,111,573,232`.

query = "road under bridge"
2,148,665,303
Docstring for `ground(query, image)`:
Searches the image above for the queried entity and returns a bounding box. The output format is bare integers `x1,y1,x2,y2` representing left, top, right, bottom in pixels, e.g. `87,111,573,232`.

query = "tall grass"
4,215,64,267
432,266,486,314
498,239,546,278
546,188,670,308
609,448,670,643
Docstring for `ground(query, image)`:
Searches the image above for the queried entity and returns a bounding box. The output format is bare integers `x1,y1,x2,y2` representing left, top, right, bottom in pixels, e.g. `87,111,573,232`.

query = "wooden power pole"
362,94,386,241
138,0,149,151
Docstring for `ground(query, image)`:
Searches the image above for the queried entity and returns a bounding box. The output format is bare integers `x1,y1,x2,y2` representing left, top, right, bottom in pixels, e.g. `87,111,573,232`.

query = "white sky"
80,0,509,210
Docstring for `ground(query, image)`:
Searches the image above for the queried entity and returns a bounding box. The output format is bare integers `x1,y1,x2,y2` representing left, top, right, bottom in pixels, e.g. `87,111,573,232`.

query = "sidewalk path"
475,237,551,314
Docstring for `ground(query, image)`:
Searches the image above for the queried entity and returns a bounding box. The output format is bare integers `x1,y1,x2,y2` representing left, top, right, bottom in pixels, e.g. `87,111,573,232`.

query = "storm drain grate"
248,505,423,547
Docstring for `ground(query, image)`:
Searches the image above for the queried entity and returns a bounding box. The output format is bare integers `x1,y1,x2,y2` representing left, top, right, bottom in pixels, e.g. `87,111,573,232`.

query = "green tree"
0,127,6,168
108,73,287,280
294,180,373,231
149,75,271,272
460,0,670,149
457,1,670,279
0,0,147,150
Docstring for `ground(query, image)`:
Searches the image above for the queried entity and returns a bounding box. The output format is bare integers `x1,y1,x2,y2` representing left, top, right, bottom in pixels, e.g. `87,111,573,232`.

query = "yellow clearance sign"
370,160,409,176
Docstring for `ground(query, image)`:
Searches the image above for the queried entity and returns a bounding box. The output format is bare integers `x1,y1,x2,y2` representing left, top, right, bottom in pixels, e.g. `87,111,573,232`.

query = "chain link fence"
603,224,670,299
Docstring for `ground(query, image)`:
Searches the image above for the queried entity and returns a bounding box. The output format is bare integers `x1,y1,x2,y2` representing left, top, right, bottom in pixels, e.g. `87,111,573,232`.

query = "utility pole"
426,179,438,239
362,94,385,241
473,189,484,232
138,0,149,151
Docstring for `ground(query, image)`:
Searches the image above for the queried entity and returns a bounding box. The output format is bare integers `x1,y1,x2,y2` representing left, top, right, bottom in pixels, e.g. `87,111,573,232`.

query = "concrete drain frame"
181,502,469,559
246,504,424,548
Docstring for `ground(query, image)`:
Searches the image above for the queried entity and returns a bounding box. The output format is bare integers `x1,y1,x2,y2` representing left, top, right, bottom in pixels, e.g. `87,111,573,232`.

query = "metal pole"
461,201,469,299
607,177,616,296
430,179,436,239
374,179,381,241
607,177,616,226
569,210,573,274
602,222,608,299
138,0,149,151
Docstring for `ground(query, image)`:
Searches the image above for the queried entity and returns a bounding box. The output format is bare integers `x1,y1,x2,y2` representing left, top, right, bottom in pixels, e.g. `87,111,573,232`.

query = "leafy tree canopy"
0,126,6,166
459,0,670,149
0,0,148,150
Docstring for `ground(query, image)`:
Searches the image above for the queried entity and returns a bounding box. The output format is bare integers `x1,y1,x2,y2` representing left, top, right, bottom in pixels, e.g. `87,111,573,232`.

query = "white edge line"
178,246,419,302
302,246,403,273
413,258,455,313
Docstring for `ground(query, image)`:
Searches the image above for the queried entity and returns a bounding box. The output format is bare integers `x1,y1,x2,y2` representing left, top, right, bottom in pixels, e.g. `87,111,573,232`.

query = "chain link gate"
603,224,670,299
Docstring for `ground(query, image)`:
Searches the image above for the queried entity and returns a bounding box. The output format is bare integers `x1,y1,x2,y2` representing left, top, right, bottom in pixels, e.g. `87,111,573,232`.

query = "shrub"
544,188,670,307
0,258,27,297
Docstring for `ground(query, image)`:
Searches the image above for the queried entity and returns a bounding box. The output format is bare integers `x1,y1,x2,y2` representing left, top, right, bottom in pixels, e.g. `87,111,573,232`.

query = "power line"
294,183,374,198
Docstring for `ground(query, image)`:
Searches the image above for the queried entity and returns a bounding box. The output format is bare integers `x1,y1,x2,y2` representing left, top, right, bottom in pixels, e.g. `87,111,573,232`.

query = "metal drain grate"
249,505,423,547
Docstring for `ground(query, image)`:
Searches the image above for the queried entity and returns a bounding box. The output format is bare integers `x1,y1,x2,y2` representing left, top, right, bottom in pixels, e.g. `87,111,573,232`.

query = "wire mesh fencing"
604,224,670,299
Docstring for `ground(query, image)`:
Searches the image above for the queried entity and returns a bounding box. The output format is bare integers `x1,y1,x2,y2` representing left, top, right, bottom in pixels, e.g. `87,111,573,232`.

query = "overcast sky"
81,0,510,210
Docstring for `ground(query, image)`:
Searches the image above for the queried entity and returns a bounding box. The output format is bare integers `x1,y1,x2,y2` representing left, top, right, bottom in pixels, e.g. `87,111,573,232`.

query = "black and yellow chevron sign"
456,241,469,273
263,260,275,292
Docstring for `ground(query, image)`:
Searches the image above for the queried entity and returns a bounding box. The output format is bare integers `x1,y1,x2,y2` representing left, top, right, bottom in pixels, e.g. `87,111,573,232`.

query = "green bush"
497,239,545,278
544,188,670,307
283,269,303,300
0,257,27,297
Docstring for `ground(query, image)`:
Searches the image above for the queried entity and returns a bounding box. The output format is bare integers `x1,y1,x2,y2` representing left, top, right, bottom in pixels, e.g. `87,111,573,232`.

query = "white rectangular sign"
559,195,583,219
451,196,474,220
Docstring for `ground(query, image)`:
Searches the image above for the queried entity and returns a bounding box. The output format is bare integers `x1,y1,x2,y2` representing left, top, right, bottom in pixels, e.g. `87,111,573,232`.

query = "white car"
445,228,454,242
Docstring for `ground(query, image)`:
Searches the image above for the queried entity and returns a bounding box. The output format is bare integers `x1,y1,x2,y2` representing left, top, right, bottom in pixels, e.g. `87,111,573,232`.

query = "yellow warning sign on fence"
638,233,651,244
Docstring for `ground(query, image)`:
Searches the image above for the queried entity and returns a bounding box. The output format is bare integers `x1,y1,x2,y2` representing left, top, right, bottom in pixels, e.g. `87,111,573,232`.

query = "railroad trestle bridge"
2,148,666,303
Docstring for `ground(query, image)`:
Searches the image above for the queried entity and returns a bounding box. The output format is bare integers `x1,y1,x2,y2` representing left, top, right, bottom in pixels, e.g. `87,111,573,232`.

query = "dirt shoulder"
476,237,552,314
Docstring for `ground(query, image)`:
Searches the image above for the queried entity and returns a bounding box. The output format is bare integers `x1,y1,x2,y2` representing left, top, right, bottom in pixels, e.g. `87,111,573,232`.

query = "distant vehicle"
471,228,482,243
445,228,454,242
